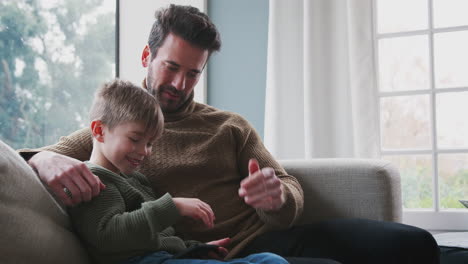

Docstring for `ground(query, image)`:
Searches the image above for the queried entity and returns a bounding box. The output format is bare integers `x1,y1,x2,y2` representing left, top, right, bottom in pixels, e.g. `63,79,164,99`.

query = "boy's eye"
129,137,139,142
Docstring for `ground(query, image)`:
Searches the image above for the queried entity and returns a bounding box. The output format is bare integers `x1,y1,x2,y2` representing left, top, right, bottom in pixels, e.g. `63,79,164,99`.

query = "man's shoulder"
59,127,93,148
71,127,92,137
60,127,91,137
194,102,250,126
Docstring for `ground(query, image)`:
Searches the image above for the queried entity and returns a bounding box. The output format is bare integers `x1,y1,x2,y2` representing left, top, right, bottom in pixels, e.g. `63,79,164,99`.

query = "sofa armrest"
280,159,402,225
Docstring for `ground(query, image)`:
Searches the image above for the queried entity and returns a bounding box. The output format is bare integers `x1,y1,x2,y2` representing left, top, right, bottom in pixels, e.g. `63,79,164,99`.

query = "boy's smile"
95,121,155,175
126,156,144,168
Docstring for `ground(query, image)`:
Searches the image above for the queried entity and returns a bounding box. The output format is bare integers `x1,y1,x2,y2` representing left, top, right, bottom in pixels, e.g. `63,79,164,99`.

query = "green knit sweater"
21,95,304,258
68,162,201,264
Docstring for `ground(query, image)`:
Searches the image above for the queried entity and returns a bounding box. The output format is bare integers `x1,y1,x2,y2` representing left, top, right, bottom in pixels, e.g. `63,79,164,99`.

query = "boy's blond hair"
89,79,164,139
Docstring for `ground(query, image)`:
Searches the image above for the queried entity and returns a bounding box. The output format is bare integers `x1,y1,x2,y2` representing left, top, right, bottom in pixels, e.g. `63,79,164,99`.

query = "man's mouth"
159,86,182,100
163,90,180,100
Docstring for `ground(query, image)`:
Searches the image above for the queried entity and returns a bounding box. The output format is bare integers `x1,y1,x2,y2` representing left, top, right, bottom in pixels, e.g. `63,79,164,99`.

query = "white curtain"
264,0,380,160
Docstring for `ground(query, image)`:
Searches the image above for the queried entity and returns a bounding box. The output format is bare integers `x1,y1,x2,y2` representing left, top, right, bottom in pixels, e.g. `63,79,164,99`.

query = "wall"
207,0,269,138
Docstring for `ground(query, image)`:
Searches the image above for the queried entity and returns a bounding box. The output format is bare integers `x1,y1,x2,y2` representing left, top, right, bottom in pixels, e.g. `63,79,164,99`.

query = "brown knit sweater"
20,97,304,258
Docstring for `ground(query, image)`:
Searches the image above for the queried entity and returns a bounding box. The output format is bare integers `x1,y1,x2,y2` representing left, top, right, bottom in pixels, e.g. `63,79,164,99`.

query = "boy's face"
99,121,156,175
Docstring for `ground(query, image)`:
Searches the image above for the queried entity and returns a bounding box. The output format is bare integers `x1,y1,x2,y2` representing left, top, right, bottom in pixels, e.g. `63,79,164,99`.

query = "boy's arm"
132,172,216,229
17,128,103,206
234,116,304,228
69,182,188,253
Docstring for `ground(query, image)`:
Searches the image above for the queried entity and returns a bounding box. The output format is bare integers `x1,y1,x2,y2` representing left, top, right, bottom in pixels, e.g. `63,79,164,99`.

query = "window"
375,0,468,229
0,0,116,149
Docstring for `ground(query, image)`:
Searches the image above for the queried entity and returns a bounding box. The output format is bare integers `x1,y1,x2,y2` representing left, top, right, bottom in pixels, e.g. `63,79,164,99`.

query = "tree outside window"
0,0,116,149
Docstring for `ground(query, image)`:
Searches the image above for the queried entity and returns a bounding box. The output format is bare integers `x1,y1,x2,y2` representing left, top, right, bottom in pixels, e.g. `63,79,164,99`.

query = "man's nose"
171,72,186,91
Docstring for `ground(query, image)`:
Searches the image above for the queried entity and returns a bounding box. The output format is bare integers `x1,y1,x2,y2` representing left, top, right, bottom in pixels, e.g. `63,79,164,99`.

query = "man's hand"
238,159,285,211
28,151,105,206
173,198,215,228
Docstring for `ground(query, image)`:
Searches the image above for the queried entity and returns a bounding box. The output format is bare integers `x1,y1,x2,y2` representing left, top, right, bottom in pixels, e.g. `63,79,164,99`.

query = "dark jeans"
440,246,468,264
238,218,440,264
123,251,289,264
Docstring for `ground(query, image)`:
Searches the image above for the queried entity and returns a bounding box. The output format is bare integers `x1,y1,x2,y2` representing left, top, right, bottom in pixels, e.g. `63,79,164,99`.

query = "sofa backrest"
0,140,90,264
280,159,402,225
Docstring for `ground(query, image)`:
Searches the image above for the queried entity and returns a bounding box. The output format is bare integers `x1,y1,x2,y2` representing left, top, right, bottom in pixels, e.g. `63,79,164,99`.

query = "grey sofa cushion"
0,140,89,264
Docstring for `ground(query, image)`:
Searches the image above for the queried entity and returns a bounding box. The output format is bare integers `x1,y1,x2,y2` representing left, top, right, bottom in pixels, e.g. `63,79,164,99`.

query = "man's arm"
233,115,304,228
18,128,103,206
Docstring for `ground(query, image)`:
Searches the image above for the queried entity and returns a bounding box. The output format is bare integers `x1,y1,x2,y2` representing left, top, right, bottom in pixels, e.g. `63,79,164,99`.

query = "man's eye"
167,65,178,72
187,72,198,79
129,137,138,142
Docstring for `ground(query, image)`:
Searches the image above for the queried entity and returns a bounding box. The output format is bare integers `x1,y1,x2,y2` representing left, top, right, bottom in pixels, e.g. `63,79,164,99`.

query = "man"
20,4,439,264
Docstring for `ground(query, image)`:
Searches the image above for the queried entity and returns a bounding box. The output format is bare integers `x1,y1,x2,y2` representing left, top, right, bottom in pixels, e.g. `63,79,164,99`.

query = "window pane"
434,0,468,28
380,95,431,150
439,154,468,209
434,31,468,88
378,36,430,92
376,0,428,34
436,92,468,148
0,0,115,149
383,155,433,209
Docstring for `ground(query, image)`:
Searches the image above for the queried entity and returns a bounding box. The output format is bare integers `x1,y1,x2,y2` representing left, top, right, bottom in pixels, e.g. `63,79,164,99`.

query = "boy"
68,79,287,264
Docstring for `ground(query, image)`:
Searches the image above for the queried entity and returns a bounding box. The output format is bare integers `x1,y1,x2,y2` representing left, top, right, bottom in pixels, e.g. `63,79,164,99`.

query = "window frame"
373,0,468,230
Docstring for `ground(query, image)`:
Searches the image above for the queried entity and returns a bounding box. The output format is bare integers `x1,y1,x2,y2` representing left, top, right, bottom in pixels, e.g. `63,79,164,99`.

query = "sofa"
0,139,402,264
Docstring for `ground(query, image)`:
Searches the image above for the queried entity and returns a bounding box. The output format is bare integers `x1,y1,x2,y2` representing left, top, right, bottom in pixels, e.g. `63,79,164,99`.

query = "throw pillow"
0,140,90,264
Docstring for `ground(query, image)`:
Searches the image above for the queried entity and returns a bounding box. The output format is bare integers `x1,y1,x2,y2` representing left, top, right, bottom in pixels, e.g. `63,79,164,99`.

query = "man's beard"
147,81,187,113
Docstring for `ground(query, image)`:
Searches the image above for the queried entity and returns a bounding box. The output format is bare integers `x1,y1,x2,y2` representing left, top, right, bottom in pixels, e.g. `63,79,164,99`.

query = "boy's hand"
206,237,230,259
29,151,105,206
173,198,215,228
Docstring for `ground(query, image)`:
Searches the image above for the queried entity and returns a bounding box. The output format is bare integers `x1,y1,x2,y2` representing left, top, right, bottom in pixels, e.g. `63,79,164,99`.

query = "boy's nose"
137,145,150,157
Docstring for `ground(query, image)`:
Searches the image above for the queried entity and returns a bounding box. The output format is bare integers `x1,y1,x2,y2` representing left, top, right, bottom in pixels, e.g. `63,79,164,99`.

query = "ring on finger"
63,187,73,198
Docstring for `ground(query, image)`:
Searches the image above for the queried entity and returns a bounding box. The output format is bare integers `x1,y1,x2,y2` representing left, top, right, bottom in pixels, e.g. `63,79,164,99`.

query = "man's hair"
89,79,164,138
148,4,221,59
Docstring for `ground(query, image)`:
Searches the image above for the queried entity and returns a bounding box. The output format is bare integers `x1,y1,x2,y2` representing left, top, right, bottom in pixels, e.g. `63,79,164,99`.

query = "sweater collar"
142,78,196,122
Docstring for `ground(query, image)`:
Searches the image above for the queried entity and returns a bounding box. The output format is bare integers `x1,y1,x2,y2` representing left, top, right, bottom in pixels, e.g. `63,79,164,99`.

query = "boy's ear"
141,45,151,67
90,120,105,143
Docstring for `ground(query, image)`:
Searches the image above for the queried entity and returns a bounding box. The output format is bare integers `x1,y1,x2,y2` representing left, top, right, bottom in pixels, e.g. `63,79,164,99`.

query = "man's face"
143,33,209,113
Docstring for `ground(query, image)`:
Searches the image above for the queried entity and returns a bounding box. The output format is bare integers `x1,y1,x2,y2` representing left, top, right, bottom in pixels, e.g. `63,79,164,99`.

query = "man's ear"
90,120,105,143
141,45,151,67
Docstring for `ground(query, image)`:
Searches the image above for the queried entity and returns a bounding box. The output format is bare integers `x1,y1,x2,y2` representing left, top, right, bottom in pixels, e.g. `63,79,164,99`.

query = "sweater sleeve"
233,115,304,228
68,181,186,253
17,127,93,162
